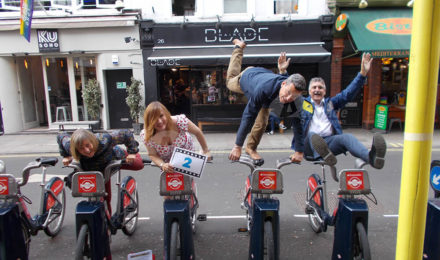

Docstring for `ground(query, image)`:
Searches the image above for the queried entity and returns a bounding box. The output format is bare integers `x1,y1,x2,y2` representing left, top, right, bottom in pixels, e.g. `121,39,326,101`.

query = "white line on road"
206,215,246,219
383,215,399,218
138,217,151,220
294,214,308,218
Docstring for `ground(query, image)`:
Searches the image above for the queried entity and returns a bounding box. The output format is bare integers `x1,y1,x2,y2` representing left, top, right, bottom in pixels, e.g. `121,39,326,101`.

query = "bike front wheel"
353,222,371,260
75,224,91,260
306,174,324,233
21,221,30,256
122,189,139,236
44,185,66,237
264,220,275,260
169,221,180,260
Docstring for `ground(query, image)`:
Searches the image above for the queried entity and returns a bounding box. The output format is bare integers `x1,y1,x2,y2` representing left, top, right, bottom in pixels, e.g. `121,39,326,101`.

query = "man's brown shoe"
245,147,264,166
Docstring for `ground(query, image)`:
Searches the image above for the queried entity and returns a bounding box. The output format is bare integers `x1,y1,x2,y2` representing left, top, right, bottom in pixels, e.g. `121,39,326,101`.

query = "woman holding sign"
141,101,212,172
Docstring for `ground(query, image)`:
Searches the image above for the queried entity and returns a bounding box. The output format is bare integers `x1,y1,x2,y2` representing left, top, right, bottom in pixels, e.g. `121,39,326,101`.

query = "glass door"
73,56,97,121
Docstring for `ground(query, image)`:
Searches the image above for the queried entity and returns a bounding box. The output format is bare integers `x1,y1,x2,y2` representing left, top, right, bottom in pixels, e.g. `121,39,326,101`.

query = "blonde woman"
141,101,211,172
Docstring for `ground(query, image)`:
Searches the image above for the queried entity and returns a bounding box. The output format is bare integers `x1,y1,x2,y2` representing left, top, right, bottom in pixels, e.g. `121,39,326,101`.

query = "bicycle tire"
44,187,66,237
306,174,323,233
122,190,139,236
170,221,180,260
354,222,371,260
264,220,275,260
21,221,30,256
75,224,91,260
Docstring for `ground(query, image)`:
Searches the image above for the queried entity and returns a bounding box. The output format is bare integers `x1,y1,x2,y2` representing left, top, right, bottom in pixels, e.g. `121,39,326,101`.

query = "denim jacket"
291,72,366,150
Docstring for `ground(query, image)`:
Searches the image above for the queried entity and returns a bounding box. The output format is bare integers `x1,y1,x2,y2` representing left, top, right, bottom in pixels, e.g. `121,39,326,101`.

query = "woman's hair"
70,129,98,160
143,101,173,142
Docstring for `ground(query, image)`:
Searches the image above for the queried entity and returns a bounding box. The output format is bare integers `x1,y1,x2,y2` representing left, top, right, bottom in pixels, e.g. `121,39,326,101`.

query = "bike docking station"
150,147,208,260
305,159,375,260
235,156,294,260
69,159,141,259
423,160,440,259
0,157,65,260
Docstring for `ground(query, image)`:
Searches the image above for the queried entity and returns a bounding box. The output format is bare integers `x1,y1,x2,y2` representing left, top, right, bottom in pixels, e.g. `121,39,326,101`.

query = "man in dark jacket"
295,53,386,169
226,39,306,165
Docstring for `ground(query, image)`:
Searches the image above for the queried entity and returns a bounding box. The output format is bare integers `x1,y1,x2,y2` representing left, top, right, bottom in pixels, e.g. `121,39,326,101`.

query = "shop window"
0,0,20,11
274,0,298,14
73,57,97,121
158,67,247,117
0,0,118,11
172,0,195,16
46,57,72,123
380,58,409,106
224,0,246,14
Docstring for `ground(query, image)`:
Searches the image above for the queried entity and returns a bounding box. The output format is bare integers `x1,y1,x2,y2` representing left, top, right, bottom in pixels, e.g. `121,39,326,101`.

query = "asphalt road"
0,149,430,259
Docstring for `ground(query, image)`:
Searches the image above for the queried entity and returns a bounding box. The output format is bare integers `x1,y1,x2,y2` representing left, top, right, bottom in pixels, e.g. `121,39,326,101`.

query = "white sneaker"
279,123,287,130
266,131,274,135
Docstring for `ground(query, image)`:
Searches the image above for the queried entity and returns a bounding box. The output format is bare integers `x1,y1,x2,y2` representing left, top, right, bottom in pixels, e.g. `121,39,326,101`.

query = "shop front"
141,17,333,130
332,8,416,129
0,14,142,133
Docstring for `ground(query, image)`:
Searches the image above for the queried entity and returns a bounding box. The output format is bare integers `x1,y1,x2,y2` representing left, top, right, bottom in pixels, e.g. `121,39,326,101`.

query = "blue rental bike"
0,157,66,260
68,159,147,259
148,161,200,260
235,155,294,260
302,158,375,260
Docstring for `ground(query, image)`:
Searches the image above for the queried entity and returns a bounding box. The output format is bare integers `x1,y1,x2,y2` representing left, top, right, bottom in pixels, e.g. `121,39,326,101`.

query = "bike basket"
159,172,192,196
0,174,18,198
71,171,106,197
338,169,371,195
251,169,283,194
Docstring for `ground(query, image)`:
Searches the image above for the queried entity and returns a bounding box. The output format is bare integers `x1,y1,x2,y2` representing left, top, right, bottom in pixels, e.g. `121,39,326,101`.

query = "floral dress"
141,114,194,163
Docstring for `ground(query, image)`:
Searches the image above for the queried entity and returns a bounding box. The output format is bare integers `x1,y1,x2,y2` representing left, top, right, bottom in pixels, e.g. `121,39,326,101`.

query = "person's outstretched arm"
278,52,291,75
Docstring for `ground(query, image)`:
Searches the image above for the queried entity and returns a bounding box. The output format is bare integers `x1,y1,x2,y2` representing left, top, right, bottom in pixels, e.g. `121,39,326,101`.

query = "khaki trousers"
226,47,269,151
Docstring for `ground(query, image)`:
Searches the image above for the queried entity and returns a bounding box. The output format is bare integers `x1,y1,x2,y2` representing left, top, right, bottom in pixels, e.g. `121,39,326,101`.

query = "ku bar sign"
38,29,60,53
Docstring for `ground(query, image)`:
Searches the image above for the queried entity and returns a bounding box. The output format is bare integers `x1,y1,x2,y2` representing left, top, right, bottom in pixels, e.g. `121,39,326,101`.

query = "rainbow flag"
20,0,34,42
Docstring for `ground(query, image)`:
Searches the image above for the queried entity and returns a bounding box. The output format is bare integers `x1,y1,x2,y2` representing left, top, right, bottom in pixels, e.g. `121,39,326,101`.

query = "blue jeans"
268,112,281,132
304,131,369,162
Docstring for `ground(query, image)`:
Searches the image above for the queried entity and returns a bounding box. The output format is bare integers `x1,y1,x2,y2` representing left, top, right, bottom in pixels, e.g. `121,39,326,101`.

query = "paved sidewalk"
0,128,425,156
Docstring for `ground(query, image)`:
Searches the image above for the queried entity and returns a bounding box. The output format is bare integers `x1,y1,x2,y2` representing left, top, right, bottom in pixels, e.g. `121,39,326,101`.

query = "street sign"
430,166,440,192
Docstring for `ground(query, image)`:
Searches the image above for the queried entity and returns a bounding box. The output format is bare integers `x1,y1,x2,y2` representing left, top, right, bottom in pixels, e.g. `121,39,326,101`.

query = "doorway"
105,69,133,129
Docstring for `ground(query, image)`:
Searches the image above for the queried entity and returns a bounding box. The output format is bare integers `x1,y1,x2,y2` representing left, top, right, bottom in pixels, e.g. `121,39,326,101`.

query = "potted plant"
82,79,102,129
126,77,144,134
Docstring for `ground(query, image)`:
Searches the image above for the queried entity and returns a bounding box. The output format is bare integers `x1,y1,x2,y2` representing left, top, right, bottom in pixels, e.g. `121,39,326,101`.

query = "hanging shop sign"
374,104,389,130
335,14,348,31
37,29,60,53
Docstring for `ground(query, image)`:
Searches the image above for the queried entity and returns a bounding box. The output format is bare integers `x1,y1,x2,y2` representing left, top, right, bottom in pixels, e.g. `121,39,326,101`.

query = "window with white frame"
274,0,298,14
224,0,246,14
172,0,195,16
0,0,118,11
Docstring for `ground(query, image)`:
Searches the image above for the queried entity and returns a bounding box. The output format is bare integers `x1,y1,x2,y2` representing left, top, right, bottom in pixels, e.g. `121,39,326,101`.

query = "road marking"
206,215,246,219
294,214,308,218
390,143,404,148
138,217,151,220
383,214,399,218
16,174,66,183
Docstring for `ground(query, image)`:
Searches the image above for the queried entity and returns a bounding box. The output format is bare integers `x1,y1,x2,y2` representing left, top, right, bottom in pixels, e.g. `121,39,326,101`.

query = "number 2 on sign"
182,157,192,168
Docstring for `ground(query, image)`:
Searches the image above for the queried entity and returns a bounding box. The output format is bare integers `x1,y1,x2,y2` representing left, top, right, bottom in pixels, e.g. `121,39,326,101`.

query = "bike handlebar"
276,157,300,169
19,157,58,187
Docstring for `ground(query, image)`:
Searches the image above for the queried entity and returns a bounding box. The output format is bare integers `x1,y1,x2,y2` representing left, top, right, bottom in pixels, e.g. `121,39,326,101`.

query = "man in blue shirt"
226,39,306,165
297,53,386,169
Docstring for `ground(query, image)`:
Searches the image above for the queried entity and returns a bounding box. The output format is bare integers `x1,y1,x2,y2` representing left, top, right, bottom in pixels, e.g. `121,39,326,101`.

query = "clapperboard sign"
169,147,207,178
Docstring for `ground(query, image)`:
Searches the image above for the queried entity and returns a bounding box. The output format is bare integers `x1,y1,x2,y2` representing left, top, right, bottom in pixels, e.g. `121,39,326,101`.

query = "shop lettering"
366,18,412,35
371,50,409,58
150,59,181,66
205,27,269,43
38,30,58,43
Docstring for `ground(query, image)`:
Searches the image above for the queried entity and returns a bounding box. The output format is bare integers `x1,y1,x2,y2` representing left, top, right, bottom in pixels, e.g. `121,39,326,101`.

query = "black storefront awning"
147,43,331,66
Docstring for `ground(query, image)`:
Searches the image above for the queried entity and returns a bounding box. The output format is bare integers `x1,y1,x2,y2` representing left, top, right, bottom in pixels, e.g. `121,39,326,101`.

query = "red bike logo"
166,173,184,191
346,172,365,190
258,171,277,190
78,175,97,193
0,177,8,195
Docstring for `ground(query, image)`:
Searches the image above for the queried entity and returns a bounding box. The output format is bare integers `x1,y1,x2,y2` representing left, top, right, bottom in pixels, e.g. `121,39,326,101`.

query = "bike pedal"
305,206,314,214
197,214,207,221
238,227,248,232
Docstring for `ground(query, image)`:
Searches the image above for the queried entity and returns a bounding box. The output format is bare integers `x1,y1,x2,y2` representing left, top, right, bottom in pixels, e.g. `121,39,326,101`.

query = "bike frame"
0,158,61,260
160,171,197,260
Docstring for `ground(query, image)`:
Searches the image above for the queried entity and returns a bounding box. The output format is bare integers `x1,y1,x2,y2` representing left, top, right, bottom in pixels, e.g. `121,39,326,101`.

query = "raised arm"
360,52,373,76
278,52,291,75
